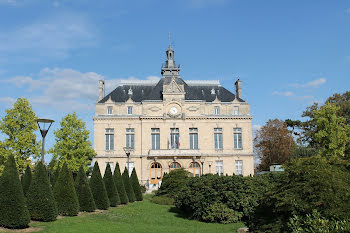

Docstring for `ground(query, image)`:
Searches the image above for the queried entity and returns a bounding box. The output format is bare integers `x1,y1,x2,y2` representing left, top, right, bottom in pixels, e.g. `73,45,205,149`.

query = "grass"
3,195,245,233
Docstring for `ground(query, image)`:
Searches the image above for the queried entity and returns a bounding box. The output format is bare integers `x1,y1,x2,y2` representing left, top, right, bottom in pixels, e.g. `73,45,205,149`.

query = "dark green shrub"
140,185,146,194
150,195,174,205
113,162,128,204
122,168,135,202
27,162,57,221
0,155,30,229
103,163,120,206
53,163,79,216
21,165,32,197
157,168,189,198
50,165,60,187
75,166,96,212
90,162,109,210
202,203,242,224
130,168,143,201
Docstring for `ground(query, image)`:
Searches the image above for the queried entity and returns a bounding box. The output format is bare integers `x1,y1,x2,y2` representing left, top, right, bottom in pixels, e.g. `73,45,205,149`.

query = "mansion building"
93,45,254,188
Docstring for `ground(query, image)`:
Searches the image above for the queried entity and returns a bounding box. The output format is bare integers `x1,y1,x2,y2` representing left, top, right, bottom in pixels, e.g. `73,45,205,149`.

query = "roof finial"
168,31,172,47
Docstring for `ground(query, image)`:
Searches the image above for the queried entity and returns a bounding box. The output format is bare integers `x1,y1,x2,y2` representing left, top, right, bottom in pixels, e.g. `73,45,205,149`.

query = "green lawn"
24,195,245,233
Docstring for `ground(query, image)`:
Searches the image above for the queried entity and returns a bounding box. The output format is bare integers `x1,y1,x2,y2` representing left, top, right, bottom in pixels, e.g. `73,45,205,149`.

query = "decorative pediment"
105,96,114,104
164,78,184,94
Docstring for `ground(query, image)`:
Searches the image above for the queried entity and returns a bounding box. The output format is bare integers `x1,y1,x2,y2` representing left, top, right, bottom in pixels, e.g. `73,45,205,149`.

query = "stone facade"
93,45,254,189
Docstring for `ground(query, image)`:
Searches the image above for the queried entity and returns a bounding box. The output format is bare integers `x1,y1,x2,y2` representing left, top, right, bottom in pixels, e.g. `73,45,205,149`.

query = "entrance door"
150,162,162,185
189,162,201,177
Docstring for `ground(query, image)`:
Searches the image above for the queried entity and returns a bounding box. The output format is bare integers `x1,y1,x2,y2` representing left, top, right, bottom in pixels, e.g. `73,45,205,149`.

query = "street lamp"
199,157,205,176
36,118,54,163
123,147,133,176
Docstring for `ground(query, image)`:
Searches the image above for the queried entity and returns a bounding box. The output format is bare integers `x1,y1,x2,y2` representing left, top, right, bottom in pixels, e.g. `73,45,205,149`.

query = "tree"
103,163,121,207
50,165,60,187
113,162,128,204
122,168,135,202
53,163,79,216
130,167,143,201
157,168,189,198
27,162,57,221
21,164,32,196
89,162,109,210
0,155,30,229
49,112,96,173
0,98,40,174
75,166,96,212
254,119,295,171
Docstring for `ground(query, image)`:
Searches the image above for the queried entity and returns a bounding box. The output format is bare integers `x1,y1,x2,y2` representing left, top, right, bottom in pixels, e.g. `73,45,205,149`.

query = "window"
234,128,242,149
127,106,133,115
105,128,114,150
214,128,223,149
170,128,180,149
214,106,220,115
216,160,223,176
189,128,198,149
169,162,181,171
235,160,243,175
189,162,200,177
126,128,134,149
107,106,113,115
126,162,134,176
106,162,114,174
233,106,239,115
151,128,160,150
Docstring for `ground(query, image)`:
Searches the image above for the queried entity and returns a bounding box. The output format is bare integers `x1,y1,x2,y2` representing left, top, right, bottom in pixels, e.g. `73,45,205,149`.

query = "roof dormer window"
128,88,133,95
211,88,215,95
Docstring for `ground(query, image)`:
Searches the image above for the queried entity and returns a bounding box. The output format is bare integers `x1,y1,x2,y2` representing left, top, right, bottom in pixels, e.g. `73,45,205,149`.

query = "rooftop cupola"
161,44,180,76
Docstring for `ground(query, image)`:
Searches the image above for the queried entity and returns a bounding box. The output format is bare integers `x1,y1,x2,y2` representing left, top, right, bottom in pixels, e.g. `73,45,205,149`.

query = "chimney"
99,80,105,101
235,79,241,99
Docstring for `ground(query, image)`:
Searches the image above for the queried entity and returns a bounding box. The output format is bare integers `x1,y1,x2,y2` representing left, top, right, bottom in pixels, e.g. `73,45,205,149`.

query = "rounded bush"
75,166,96,212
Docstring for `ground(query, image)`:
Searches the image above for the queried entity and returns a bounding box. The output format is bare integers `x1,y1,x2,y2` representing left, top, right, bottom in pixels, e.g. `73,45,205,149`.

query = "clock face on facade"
169,106,178,115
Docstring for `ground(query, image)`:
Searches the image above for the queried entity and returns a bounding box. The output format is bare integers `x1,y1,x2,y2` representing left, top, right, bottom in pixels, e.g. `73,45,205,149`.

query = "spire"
161,38,180,77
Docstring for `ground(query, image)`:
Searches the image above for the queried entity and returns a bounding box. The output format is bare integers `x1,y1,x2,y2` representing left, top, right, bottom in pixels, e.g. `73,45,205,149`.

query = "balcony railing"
148,149,200,157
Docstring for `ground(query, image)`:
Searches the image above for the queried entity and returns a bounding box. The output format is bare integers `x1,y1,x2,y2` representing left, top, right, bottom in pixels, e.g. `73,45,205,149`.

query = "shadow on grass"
168,206,194,220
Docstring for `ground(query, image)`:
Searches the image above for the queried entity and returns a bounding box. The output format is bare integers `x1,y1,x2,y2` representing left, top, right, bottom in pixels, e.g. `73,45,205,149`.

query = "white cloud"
293,78,326,88
272,91,294,97
0,0,16,5
0,97,16,105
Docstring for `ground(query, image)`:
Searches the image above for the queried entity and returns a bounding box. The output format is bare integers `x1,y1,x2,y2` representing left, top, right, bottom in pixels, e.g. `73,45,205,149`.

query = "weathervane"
168,32,172,46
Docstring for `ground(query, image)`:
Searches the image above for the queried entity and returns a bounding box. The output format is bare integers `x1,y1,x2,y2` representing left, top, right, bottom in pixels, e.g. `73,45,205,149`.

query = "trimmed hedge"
90,162,109,210
0,155,30,229
122,168,135,203
75,166,96,212
53,163,79,216
130,168,143,201
50,165,60,187
103,163,120,207
21,165,32,197
27,162,57,221
151,195,174,205
113,162,128,204
157,168,189,198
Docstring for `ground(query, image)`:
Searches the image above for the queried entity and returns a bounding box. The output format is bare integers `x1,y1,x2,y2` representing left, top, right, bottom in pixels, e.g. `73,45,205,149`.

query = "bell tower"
161,44,180,77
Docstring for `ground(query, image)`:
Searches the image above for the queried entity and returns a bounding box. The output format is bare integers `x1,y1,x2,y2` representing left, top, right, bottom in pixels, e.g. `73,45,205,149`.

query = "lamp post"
123,147,133,176
36,118,54,163
199,157,205,176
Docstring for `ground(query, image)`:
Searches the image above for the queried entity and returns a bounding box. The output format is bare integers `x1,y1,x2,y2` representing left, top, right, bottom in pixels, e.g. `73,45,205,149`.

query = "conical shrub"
90,162,109,210
0,155,30,229
130,168,143,201
21,165,32,197
53,163,79,216
113,162,128,204
50,165,60,187
27,162,57,221
103,163,121,207
122,168,135,203
75,166,96,212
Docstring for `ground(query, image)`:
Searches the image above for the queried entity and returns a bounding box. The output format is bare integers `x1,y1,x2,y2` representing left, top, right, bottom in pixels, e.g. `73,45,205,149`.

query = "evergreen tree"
0,155,30,229
53,163,79,216
122,168,135,203
113,162,128,204
27,162,57,221
103,163,121,207
130,168,143,201
75,166,96,212
21,164,32,196
89,162,109,210
50,165,60,187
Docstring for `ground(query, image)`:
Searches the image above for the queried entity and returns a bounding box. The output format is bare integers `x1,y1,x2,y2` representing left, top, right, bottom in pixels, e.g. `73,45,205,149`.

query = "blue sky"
0,0,349,161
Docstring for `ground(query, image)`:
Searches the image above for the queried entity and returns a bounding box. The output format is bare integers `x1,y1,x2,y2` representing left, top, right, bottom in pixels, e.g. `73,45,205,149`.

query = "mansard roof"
98,76,245,103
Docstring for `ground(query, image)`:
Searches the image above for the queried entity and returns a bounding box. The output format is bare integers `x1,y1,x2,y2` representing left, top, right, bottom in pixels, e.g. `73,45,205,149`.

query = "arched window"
188,162,201,177
150,162,162,185
169,162,181,171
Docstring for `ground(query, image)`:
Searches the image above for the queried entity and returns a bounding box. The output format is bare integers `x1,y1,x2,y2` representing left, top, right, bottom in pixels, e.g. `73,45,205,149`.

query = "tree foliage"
122,168,135,203
113,162,128,204
130,168,143,201
49,112,96,173
103,163,121,206
75,166,96,212
157,168,189,198
21,164,32,197
27,162,57,221
89,162,109,210
0,155,30,229
254,119,295,171
53,163,79,216
0,98,40,174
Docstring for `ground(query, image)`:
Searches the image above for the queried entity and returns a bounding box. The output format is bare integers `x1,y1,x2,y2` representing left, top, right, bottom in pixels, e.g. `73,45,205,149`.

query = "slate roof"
99,77,244,103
